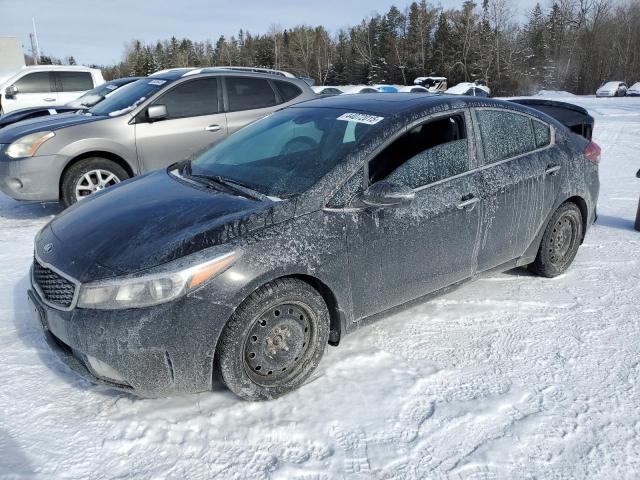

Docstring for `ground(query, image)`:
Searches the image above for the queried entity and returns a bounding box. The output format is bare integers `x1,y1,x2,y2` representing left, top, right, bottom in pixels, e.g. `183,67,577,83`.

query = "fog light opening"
84,354,127,385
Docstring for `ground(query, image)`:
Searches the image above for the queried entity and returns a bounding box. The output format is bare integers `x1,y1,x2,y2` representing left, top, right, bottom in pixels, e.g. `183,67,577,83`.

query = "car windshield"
190,107,385,198
87,78,169,117
66,82,128,109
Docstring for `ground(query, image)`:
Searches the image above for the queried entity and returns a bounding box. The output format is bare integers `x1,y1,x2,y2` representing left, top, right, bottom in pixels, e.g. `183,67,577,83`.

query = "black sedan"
28,94,600,400
0,77,140,129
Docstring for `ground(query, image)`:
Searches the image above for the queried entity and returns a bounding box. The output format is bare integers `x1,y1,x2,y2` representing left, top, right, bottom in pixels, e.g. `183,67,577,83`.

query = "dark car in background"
28,94,599,400
0,68,315,206
0,77,141,129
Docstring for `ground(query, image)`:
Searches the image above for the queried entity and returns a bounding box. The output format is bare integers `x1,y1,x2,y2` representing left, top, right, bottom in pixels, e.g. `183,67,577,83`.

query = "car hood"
37,169,296,282
0,111,104,143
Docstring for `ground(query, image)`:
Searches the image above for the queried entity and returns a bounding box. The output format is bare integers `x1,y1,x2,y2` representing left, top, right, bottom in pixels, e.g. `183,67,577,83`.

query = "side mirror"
636,168,640,178
359,181,415,208
146,104,168,122
5,85,18,98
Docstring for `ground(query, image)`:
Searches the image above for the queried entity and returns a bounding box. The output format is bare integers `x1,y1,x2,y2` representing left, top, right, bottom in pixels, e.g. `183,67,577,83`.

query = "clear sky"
2,0,529,66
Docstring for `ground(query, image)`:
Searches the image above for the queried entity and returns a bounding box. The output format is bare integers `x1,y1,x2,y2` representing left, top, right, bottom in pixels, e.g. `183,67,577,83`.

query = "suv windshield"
190,107,385,198
66,82,125,109
88,79,169,117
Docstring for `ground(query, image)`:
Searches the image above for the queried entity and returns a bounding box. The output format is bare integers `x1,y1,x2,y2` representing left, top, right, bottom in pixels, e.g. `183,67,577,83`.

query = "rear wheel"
61,157,129,207
529,202,583,278
217,278,330,400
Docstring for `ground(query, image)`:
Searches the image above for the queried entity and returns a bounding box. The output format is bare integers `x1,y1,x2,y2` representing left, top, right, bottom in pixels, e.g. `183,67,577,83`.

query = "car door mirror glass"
5,85,18,98
359,181,415,208
146,104,168,121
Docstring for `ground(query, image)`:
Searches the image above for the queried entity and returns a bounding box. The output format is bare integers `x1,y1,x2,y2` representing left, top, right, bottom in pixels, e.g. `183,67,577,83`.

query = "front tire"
217,278,330,400
61,157,129,207
529,202,583,278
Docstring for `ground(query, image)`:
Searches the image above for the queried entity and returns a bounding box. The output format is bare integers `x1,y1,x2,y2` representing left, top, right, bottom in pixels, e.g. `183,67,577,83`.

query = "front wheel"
217,278,330,400
528,202,583,278
61,157,129,207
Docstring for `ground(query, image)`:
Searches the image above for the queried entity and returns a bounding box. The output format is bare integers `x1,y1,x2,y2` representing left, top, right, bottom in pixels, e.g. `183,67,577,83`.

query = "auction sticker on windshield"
148,79,167,86
337,112,384,125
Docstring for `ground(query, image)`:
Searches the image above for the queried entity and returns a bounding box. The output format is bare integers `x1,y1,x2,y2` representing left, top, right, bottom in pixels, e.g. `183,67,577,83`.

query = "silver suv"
0,68,315,206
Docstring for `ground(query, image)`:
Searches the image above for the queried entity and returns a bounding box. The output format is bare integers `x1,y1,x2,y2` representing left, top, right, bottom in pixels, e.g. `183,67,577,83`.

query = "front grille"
33,259,76,309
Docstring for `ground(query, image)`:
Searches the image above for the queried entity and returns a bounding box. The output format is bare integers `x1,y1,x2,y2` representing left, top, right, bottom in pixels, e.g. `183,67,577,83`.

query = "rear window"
155,78,219,119
476,109,536,163
14,72,52,94
58,72,93,92
532,120,551,148
275,81,302,102
226,77,277,111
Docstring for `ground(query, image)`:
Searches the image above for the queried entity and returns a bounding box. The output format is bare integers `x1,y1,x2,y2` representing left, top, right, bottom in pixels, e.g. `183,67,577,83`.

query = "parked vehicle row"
0,68,315,206
595,81,640,97
24,86,599,399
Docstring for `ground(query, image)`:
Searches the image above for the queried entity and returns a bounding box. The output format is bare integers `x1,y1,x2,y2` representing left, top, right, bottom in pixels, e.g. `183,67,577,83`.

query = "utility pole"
31,17,40,64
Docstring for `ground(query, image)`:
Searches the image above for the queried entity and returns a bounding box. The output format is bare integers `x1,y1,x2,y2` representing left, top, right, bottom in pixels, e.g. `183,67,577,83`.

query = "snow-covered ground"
1,96,639,479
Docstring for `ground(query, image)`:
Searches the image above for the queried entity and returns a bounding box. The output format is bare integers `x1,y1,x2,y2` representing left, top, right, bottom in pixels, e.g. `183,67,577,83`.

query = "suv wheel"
529,202,583,278
217,278,330,400
61,158,129,207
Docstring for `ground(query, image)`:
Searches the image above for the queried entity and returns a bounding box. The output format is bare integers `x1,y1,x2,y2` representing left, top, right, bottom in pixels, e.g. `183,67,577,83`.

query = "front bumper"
28,282,234,397
0,151,68,202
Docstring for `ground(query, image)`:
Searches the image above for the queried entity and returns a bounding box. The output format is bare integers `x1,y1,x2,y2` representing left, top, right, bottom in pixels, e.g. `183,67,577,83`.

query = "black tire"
528,202,583,278
217,278,330,400
61,157,129,208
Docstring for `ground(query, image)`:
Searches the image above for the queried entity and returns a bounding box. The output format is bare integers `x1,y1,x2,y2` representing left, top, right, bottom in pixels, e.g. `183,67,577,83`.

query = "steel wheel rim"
75,169,121,201
549,213,578,264
243,301,316,386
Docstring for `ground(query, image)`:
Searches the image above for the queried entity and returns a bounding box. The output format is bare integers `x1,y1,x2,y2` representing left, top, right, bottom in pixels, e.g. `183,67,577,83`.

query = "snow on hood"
628,82,640,92
597,82,622,91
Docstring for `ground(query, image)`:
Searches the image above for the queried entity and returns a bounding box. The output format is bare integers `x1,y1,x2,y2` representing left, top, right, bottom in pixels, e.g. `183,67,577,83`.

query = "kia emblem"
43,243,53,253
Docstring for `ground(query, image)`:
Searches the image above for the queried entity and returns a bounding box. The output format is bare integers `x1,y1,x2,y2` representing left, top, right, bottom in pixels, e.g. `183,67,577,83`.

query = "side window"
226,77,277,111
274,81,302,103
369,113,469,189
155,78,219,119
327,169,364,208
14,72,52,94
532,120,551,148
476,109,535,163
58,72,93,92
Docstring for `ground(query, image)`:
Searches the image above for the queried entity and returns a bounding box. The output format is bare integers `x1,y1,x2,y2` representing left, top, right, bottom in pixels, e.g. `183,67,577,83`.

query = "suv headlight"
77,251,236,309
6,131,55,158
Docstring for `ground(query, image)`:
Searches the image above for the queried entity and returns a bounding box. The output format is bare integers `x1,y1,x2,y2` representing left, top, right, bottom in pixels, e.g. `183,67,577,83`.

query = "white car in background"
596,81,627,97
396,85,429,93
338,86,379,94
413,76,447,92
626,82,640,97
0,66,104,114
445,82,491,97
312,86,344,96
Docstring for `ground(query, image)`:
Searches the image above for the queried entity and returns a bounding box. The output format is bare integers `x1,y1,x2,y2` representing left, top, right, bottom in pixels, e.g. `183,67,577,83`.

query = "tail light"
584,141,601,165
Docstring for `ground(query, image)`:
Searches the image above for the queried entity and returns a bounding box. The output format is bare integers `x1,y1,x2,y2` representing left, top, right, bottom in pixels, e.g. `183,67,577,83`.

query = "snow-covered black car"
0,77,140,129
28,94,600,400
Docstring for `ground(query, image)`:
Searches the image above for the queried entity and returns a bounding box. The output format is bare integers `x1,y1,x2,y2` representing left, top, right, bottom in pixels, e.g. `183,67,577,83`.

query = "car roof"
291,93,529,116
16,65,100,72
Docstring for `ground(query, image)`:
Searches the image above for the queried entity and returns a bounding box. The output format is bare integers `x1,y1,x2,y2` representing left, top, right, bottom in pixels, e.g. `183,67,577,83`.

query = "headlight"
6,131,55,158
77,251,236,309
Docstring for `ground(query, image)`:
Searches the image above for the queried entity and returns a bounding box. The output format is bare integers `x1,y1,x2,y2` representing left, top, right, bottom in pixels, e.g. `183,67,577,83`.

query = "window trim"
148,76,222,120
471,106,556,167
222,75,280,113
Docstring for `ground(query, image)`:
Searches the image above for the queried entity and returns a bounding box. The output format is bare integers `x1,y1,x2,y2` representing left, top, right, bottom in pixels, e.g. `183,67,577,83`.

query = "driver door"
342,110,483,319
134,77,227,172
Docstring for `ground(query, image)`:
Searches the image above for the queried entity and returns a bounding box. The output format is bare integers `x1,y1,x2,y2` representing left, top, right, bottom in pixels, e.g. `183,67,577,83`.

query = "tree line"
83,0,640,95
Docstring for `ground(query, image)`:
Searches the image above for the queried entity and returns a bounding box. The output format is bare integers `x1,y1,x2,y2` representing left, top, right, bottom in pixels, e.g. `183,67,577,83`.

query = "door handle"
545,165,561,176
457,195,480,209
205,124,222,132
43,98,56,102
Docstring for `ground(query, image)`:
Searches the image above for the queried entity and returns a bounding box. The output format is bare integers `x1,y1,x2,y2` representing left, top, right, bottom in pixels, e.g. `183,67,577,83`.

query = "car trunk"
510,99,594,140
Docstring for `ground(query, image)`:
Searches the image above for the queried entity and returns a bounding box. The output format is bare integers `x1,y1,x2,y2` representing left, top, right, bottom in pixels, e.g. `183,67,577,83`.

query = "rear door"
472,108,559,271
55,71,94,103
4,71,58,112
223,76,283,135
134,77,227,172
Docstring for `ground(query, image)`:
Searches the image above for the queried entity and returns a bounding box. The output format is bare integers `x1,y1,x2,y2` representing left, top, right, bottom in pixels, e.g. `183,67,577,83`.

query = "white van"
0,66,104,114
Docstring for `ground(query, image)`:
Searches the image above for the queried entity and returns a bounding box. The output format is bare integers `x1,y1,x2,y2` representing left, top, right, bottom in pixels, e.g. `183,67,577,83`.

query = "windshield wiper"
185,171,269,201
210,175,272,202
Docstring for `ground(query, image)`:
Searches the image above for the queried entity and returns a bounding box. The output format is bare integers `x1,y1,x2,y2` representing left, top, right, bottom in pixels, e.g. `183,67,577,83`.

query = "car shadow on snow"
0,198,63,220
595,214,636,232
0,429,34,477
